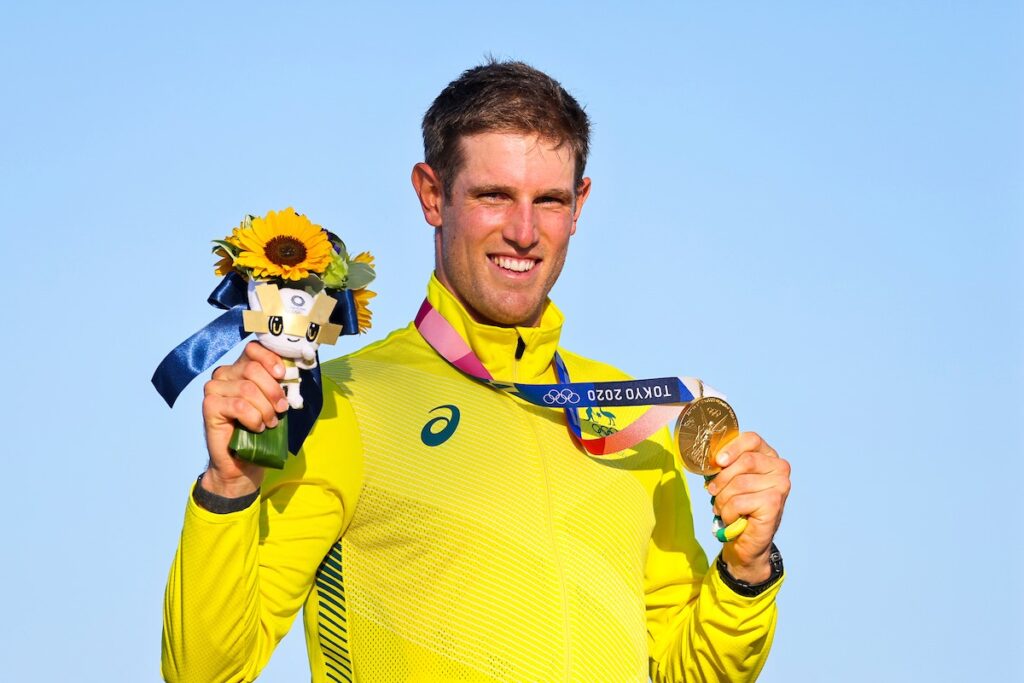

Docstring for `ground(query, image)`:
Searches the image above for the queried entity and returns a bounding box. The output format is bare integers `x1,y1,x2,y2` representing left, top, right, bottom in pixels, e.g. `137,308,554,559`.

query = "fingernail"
274,364,285,378
716,451,731,467
707,484,717,496
276,399,289,412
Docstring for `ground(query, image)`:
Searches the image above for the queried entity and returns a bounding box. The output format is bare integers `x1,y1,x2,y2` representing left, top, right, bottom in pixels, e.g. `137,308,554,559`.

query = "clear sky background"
1,2,1021,681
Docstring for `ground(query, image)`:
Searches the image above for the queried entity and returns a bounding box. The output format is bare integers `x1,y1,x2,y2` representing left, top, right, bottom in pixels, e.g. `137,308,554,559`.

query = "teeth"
492,256,535,272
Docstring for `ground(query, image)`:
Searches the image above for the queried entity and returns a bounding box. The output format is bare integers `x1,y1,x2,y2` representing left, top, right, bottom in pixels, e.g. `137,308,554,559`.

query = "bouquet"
153,208,375,468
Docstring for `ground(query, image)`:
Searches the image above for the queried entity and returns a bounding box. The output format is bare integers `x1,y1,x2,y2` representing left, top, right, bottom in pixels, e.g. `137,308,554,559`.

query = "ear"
411,162,444,228
570,177,592,236
253,283,283,314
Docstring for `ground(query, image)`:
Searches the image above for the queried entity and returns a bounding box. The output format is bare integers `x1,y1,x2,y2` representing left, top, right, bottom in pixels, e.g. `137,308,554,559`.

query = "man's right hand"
200,341,289,497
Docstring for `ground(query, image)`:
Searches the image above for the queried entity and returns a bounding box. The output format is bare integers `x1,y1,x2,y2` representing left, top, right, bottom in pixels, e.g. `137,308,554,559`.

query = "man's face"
413,132,591,327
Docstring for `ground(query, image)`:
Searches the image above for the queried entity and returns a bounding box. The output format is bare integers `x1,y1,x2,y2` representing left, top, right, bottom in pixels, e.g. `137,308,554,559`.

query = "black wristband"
716,543,784,597
192,473,260,514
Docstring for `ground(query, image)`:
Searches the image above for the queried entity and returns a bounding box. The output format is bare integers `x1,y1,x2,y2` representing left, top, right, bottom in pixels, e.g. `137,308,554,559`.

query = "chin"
476,296,544,327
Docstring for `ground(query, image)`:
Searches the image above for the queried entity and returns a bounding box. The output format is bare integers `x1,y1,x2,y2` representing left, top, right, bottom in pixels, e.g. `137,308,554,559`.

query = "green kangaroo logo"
421,405,460,447
585,406,617,427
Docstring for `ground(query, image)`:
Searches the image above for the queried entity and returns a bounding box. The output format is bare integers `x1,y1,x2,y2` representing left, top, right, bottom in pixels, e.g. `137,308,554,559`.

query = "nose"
502,202,539,249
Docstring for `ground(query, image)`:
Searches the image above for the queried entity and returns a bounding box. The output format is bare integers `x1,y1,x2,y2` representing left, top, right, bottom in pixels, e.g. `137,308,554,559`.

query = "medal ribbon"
415,298,746,543
414,299,714,456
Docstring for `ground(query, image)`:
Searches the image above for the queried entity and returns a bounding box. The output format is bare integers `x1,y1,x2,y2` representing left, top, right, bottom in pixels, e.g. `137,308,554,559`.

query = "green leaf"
344,262,376,290
229,412,290,468
211,239,241,258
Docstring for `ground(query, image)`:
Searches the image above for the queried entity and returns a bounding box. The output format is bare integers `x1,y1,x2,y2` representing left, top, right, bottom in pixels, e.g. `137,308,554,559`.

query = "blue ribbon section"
152,272,251,408
152,273,361,455
539,354,696,445
329,288,358,333
512,361,694,410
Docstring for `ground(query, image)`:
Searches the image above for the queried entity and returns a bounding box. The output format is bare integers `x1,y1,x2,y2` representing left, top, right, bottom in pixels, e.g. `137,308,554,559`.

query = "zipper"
513,333,572,680
513,336,525,382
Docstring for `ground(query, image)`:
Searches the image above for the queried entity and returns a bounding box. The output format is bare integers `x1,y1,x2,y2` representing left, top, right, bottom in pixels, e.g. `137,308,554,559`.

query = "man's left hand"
705,431,791,583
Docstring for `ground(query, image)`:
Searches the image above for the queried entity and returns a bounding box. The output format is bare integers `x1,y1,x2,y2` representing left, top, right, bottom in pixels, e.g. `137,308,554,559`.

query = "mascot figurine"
243,282,342,409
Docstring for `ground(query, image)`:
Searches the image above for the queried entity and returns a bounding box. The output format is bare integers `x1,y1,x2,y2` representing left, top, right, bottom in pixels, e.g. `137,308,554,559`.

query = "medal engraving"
675,397,739,475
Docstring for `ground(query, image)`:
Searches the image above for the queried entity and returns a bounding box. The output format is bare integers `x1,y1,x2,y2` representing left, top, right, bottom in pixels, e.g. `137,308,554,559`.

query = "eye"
268,316,284,335
536,195,567,206
306,322,320,342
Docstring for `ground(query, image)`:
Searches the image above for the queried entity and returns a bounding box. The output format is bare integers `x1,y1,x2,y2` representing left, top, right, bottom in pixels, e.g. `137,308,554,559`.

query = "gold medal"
675,396,739,475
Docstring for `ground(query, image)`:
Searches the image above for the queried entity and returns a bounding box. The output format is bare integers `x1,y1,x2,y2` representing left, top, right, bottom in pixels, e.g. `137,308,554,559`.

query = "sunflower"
213,226,244,276
233,208,334,281
353,287,376,333
213,248,234,276
349,251,376,332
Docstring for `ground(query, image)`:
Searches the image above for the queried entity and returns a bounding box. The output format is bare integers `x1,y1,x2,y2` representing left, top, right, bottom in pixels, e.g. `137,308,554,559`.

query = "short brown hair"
422,59,591,196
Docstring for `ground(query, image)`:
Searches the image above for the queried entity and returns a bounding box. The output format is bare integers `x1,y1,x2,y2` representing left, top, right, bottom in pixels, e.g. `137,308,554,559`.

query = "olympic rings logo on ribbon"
543,388,580,405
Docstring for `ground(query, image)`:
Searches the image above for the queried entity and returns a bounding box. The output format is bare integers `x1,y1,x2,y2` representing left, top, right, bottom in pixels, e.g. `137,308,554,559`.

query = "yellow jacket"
163,276,782,682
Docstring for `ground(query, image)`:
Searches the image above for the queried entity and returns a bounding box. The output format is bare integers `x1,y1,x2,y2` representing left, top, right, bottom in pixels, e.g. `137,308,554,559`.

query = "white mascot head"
242,282,341,369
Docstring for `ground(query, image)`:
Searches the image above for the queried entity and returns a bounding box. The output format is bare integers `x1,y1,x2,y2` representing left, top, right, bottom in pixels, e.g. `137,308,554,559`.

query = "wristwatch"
716,543,784,597
192,473,260,514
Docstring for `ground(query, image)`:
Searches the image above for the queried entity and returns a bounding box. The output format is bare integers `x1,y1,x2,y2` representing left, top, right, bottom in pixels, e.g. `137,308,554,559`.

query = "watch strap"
716,543,784,597
192,473,260,514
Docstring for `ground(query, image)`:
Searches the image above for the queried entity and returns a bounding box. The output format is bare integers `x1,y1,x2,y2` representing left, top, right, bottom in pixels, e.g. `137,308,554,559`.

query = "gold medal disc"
675,397,739,475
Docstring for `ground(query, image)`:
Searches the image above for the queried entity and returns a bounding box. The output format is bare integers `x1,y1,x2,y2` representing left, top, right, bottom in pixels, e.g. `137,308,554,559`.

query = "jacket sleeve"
161,378,364,683
644,430,783,683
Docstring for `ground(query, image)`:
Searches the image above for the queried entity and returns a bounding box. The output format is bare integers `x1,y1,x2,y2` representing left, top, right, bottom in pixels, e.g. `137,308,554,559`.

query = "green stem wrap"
229,412,289,469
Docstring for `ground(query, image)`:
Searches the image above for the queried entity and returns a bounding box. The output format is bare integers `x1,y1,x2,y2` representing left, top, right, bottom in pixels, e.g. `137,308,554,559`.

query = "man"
163,60,791,682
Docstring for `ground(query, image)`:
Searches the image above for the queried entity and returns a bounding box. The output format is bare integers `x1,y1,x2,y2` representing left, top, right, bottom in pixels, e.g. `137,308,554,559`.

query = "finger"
209,342,280,382
707,453,791,495
243,341,286,379
203,393,271,434
205,378,281,428
712,471,785,505
714,431,764,467
715,486,789,529
211,364,235,382
758,441,779,459
240,358,289,413
714,432,778,469
211,347,288,404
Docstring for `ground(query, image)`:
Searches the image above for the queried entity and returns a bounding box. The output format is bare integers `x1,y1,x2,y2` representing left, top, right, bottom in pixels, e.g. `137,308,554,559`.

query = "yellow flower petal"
231,208,333,280
213,247,234,277
354,288,376,333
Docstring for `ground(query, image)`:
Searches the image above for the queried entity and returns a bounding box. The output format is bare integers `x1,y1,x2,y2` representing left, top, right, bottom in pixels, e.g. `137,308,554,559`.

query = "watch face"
675,397,739,475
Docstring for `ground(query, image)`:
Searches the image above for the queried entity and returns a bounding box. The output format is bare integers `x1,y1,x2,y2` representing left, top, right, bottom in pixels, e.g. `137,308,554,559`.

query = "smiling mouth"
490,255,537,273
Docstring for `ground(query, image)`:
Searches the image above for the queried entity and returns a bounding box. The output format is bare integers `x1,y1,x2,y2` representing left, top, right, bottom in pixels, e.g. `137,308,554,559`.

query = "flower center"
264,235,308,266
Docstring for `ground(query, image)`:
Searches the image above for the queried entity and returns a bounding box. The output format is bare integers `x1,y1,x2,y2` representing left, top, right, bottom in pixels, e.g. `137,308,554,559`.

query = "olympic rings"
542,388,580,405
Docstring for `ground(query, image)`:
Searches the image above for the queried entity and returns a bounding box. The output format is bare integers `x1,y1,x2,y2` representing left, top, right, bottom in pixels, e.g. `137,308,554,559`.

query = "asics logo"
421,405,460,447
543,388,580,406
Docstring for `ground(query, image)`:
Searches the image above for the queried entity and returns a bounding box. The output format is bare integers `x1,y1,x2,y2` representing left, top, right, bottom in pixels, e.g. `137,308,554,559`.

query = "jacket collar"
425,274,563,383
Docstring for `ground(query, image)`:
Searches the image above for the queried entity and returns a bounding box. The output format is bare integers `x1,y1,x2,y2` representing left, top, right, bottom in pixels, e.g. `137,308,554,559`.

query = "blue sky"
1,2,1021,681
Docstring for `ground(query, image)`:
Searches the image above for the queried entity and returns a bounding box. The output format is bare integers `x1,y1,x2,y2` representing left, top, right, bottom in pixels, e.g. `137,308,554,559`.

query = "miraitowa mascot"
242,281,342,410
224,280,344,467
